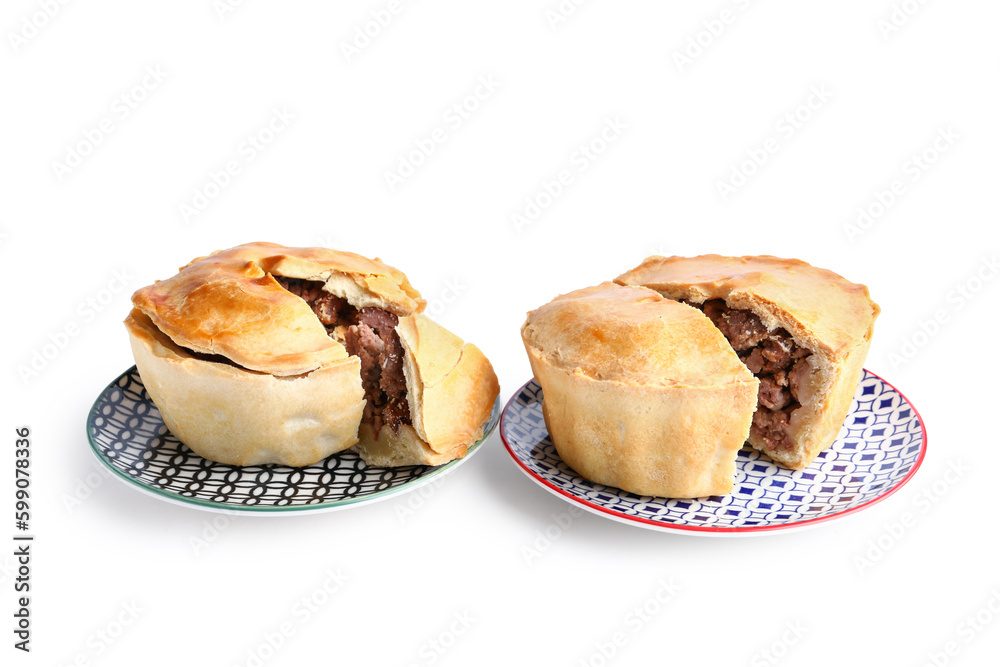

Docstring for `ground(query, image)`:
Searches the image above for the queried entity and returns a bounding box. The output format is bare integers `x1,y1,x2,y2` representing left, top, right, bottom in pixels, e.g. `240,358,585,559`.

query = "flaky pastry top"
616,255,879,356
521,282,755,388
131,242,424,376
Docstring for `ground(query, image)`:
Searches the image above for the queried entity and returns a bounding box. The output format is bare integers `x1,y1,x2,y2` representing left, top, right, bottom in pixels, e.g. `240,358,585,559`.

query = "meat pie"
125,242,499,467
617,255,879,470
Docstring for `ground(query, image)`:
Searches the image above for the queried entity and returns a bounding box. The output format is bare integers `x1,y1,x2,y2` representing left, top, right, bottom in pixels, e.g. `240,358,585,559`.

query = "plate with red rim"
500,369,926,535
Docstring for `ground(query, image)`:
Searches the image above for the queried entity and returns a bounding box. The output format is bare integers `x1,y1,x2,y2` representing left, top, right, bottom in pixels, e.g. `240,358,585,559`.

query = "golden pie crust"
125,309,365,467
521,282,759,498
131,242,425,377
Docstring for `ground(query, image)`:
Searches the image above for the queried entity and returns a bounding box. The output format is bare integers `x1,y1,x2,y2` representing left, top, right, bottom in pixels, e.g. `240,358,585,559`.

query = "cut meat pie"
126,242,498,467
521,282,759,498
616,255,879,470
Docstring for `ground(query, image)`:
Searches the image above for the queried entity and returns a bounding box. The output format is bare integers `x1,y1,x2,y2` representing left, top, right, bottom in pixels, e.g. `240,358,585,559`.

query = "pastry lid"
131,242,424,376
616,255,879,355
521,282,755,388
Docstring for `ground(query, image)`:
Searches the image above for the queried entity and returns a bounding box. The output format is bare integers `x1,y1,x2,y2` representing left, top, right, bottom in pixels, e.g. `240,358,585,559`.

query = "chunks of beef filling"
275,277,411,436
276,277,355,328
695,299,812,453
344,308,411,437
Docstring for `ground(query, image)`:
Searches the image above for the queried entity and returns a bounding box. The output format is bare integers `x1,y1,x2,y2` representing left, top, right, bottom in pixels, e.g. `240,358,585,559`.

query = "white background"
2,1,999,665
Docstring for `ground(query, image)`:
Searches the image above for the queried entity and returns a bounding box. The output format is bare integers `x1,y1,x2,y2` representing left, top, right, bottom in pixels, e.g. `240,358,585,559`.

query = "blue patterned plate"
87,367,500,514
501,370,925,535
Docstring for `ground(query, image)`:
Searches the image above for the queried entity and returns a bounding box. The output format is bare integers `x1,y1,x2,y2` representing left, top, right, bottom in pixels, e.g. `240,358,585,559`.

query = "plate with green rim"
87,366,499,514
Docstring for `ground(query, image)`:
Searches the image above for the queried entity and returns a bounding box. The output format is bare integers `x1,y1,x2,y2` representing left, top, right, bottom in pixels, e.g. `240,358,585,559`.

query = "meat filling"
345,308,411,437
276,277,411,437
277,277,355,328
694,299,812,453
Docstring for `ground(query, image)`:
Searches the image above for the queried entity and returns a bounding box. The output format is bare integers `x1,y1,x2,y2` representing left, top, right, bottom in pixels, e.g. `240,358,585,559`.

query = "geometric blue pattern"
500,370,926,534
87,366,500,513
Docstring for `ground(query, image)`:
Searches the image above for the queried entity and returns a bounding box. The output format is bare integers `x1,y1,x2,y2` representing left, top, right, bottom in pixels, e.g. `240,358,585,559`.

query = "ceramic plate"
501,370,926,535
88,367,500,514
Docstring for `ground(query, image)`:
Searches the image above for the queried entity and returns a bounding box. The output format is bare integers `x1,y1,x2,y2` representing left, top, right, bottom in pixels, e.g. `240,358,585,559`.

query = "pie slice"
616,255,879,470
521,282,759,498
